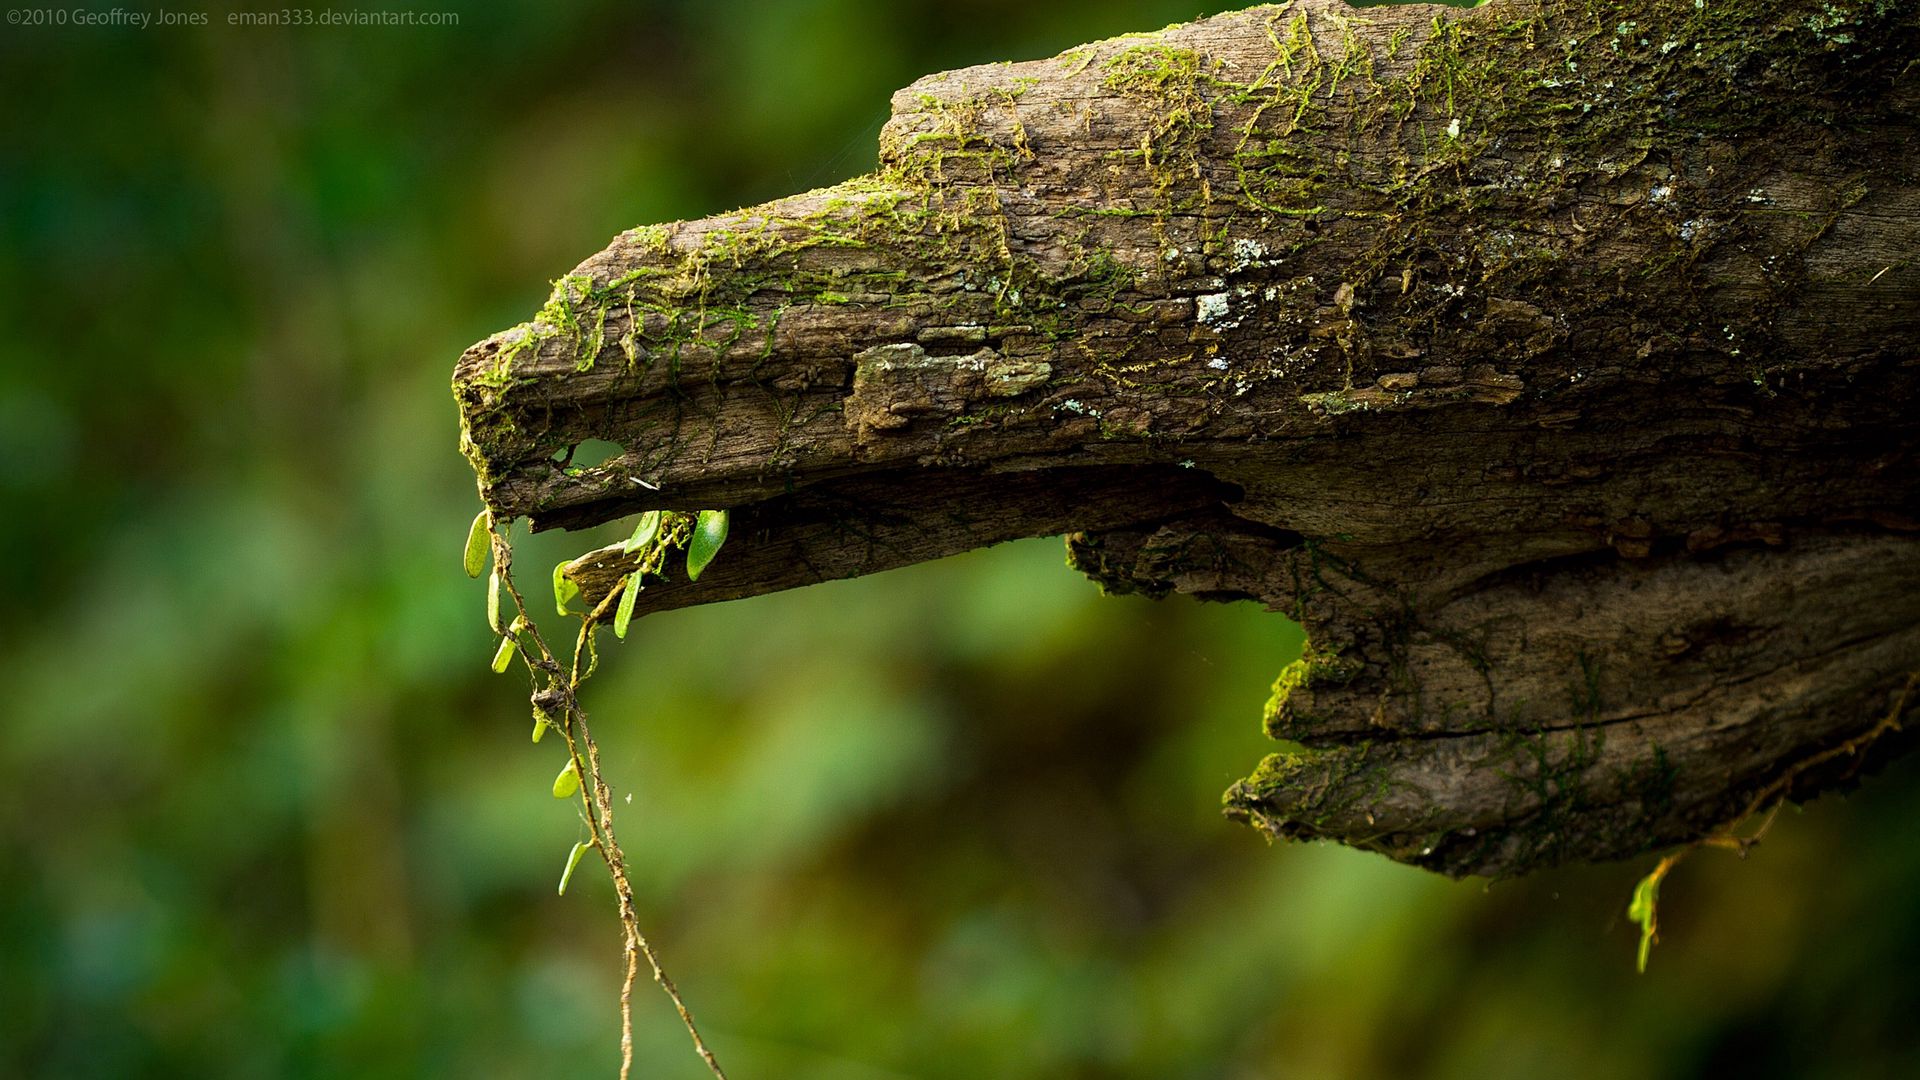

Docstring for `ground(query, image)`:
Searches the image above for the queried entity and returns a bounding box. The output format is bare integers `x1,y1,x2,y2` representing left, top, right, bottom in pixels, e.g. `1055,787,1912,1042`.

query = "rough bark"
452,0,1920,878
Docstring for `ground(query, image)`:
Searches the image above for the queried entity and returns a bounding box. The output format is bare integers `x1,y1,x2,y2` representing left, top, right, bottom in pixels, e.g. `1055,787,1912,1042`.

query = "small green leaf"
557,839,593,896
553,561,579,617
464,511,491,578
686,509,730,581
1627,876,1655,924
553,760,581,799
621,509,663,554
1628,870,1662,973
613,569,642,639
531,706,550,743
487,570,502,632
492,617,526,675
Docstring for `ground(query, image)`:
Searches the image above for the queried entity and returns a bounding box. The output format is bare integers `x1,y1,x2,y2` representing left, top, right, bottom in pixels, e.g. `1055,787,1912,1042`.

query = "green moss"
1569,651,1604,721
1487,711,1610,867
1231,741,1385,826
1100,43,1221,220
885,91,1022,188
1262,638,1363,739
1620,743,1678,821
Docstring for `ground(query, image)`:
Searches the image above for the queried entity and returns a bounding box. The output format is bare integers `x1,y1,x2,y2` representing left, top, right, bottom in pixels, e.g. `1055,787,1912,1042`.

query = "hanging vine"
464,506,732,1080
1626,672,1918,972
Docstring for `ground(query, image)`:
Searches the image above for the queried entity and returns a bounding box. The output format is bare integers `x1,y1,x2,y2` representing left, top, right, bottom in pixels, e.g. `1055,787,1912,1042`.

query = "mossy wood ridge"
455,0,1920,878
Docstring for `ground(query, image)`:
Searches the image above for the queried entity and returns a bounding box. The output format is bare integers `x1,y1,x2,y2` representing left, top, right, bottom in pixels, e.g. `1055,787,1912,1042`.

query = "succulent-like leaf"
553,561,579,617
613,569,642,639
463,510,490,579
553,760,581,799
621,509,663,554
557,839,592,896
686,509,730,581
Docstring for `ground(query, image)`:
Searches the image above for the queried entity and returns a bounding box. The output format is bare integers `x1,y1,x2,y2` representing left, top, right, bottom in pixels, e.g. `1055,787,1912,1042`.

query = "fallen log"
454,0,1920,877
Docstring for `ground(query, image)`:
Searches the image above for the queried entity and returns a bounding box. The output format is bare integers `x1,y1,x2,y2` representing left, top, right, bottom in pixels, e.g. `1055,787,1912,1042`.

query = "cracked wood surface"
454,0,1920,877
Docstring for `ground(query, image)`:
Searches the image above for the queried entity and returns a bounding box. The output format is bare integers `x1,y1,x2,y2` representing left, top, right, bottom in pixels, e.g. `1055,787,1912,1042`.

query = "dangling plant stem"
481,520,730,1080
1628,672,1917,972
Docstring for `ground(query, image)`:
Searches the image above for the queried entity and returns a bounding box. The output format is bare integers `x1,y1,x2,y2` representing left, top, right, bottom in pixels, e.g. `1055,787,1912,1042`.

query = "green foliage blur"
4,2,1919,1077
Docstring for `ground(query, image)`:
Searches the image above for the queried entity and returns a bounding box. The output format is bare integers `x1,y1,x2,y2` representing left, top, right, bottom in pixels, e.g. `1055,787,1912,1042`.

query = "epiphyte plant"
462,504,733,1080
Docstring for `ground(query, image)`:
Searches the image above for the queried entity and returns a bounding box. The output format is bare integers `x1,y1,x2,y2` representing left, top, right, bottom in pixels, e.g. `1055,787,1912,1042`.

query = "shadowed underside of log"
453,0,1920,877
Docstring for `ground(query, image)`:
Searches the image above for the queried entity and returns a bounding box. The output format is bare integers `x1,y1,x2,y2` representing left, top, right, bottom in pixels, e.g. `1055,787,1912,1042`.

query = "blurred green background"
4,1,1919,1077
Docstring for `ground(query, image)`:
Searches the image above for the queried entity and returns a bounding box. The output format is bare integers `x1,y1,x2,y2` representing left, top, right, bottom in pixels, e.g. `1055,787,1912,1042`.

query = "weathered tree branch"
454,0,1920,877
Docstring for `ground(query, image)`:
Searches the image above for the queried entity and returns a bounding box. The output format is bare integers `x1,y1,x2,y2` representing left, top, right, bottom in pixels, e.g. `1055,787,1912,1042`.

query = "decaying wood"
454,0,1920,877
